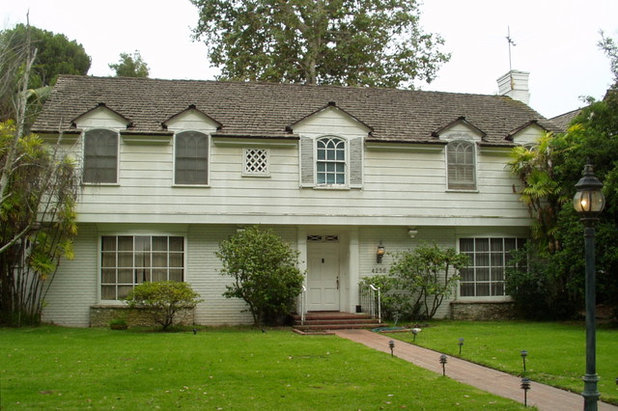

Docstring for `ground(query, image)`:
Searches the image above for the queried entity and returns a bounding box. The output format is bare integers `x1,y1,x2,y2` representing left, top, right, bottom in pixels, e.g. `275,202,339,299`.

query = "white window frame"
315,136,347,187
242,148,270,177
99,234,186,302
457,237,526,301
446,139,477,191
82,128,119,185
173,130,210,186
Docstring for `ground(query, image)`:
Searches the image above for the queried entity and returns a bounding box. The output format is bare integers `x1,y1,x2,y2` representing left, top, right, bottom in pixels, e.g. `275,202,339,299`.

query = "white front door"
307,242,340,311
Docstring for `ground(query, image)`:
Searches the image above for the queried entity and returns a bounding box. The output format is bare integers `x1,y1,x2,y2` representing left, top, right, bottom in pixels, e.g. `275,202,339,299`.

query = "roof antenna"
506,26,516,71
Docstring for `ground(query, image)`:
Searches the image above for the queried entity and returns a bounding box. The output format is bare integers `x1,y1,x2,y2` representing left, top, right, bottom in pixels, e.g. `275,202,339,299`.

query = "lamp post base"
582,373,600,411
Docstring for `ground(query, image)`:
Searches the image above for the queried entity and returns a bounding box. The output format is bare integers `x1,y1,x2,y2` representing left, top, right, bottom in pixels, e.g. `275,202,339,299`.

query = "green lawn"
385,321,618,405
0,326,528,410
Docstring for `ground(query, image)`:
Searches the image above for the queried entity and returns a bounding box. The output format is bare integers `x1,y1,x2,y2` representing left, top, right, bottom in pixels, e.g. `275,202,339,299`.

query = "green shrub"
126,281,202,330
217,226,304,326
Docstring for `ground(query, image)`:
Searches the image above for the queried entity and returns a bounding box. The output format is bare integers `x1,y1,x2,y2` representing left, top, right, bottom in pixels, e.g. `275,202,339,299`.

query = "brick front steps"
292,311,385,333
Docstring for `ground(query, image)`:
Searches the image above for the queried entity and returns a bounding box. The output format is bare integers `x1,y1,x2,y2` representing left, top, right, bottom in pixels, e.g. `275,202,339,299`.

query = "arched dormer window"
447,140,476,190
175,131,209,185
316,137,345,185
83,129,118,184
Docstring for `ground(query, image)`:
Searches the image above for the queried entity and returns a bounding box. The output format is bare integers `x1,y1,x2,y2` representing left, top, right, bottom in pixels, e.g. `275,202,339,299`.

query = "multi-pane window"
459,237,526,297
243,148,269,176
83,129,118,184
447,140,476,190
175,131,208,185
316,137,345,185
101,235,184,300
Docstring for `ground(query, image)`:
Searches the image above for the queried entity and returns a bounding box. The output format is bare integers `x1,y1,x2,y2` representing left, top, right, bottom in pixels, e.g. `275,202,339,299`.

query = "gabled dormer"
162,104,221,133
289,102,371,190
433,117,485,192
287,101,373,136
432,116,486,142
506,120,547,146
71,103,132,130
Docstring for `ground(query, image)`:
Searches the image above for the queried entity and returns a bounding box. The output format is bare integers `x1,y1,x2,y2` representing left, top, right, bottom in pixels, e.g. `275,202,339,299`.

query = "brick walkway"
334,329,618,411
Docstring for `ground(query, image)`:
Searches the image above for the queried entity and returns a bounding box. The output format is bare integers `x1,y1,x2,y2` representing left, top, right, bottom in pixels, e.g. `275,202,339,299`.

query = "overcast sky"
2,0,617,118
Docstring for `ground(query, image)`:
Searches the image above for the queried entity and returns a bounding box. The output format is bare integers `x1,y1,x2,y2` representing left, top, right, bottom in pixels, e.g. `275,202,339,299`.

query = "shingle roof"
32,75,558,145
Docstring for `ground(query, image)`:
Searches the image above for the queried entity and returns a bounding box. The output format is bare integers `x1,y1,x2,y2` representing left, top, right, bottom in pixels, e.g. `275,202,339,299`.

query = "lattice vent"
243,148,269,175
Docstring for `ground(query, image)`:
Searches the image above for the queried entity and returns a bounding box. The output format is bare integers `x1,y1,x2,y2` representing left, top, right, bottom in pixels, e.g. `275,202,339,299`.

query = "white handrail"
300,285,307,325
360,283,381,323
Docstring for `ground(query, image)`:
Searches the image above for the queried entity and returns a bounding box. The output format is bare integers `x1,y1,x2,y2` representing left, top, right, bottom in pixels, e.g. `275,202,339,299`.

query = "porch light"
376,243,386,263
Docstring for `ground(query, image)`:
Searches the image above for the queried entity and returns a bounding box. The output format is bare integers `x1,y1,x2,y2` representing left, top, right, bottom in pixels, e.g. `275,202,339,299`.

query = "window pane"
169,269,183,282
460,238,474,252
118,286,132,299
101,253,116,268
101,285,116,300
101,269,116,283
118,253,133,267
492,283,505,296
491,238,503,251
476,283,490,296
460,283,475,296
460,268,474,281
475,238,489,252
475,253,489,266
83,129,117,184
118,269,133,283
152,252,167,267
152,269,167,282
491,253,504,267
476,267,489,281
169,254,184,267
102,236,116,251
118,236,133,251
152,237,168,252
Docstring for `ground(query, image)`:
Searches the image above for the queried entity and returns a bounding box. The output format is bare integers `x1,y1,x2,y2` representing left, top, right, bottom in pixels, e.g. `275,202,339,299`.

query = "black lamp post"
458,338,464,356
439,354,447,376
388,340,395,357
573,163,605,411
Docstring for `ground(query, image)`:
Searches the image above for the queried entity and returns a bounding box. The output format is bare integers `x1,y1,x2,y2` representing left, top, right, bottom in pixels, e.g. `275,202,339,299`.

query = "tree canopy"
191,0,449,88
0,24,90,89
109,50,150,78
506,34,618,319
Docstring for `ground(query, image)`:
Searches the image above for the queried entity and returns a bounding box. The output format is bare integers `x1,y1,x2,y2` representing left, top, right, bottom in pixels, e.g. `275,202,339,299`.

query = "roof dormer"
432,116,486,142
162,104,222,133
287,101,373,137
506,120,547,146
71,103,132,130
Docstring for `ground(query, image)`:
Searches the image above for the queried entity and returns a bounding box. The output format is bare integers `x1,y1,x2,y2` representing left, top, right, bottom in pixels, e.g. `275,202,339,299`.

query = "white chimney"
497,70,530,105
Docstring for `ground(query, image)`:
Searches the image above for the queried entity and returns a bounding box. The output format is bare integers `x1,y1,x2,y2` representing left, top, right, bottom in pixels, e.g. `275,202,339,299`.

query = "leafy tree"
363,244,467,321
506,35,618,319
217,226,304,326
191,0,449,88
0,23,90,88
388,244,468,320
0,121,79,326
108,50,150,78
0,23,90,125
126,281,202,330
0,22,80,326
